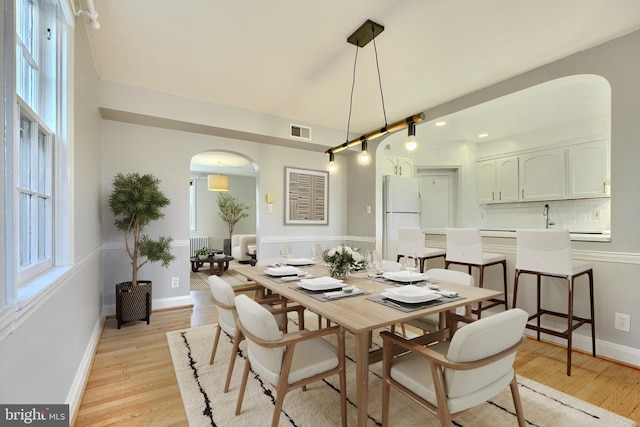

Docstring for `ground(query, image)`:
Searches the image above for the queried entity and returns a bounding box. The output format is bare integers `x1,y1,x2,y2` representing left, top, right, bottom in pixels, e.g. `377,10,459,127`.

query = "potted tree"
108,172,176,328
216,193,250,254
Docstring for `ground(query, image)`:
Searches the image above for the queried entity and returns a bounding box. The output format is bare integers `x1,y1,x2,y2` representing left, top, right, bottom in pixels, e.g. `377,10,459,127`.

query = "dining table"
235,264,503,427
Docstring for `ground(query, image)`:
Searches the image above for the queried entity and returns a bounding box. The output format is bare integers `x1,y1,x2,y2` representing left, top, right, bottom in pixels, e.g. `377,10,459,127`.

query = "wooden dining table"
235,264,503,427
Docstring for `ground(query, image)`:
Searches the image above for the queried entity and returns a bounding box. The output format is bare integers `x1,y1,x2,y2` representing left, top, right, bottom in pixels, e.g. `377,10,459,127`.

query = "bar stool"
512,229,595,376
444,227,508,318
396,227,446,273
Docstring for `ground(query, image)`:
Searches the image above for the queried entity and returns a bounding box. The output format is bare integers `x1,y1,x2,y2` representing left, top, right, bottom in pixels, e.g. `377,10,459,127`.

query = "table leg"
356,330,370,427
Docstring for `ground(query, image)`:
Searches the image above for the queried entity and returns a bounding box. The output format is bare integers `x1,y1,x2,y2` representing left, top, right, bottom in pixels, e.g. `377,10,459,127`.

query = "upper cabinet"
477,142,609,204
567,140,609,198
519,148,565,201
383,155,414,177
477,157,519,203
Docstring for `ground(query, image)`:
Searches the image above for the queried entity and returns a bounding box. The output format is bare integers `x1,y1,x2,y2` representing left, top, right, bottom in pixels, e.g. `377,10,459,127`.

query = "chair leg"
512,270,520,309
477,266,485,319
271,389,287,427
509,375,526,427
588,270,596,357
567,277,574,376
536,274,542,341
235,358,251,415
224,329,243,393
501,260,508,310
210,325,222,365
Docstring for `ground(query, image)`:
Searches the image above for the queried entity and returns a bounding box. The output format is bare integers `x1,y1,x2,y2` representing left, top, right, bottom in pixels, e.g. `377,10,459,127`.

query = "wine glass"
311,243,323,262
365,250,381,289
280,244,292,266
403,252,418,285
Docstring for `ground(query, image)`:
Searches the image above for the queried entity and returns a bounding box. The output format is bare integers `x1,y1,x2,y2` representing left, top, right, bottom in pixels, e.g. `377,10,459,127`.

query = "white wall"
100,120,348,312
0,19,104,415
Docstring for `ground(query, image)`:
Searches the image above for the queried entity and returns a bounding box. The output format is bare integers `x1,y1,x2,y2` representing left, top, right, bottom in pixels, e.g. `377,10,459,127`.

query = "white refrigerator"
383,175,421,260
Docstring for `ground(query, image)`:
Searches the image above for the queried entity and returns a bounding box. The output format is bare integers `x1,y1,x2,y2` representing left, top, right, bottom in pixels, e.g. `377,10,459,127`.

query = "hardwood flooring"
73,290,640,425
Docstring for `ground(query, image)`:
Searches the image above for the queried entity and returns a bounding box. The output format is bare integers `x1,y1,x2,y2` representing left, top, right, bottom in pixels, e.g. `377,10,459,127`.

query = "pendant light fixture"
325,20,424,170
208,162,229,191
405,122,417,151
358,141,370,164
327,151,338,173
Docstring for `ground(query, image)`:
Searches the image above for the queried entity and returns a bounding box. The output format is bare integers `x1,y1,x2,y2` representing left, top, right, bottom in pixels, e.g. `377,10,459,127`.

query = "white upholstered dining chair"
208,276,300,393
234,294,347,427
445,227,508,318
396,227,446,272
381,308,528,426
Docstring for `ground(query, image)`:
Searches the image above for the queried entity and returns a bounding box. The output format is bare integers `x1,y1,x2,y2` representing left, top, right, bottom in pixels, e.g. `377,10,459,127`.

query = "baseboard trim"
67,316,105,424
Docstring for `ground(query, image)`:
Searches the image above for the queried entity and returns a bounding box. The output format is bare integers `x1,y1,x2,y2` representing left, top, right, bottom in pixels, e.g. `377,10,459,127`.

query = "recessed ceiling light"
478,133,489,138
435,121,447,127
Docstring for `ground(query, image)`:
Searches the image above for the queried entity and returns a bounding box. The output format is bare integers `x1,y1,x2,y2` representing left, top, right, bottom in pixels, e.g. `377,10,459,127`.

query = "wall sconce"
405,122,417,151
266,194,275,203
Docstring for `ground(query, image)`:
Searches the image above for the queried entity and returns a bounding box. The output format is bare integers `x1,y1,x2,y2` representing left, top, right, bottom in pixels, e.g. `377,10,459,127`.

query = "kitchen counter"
424,228,611,242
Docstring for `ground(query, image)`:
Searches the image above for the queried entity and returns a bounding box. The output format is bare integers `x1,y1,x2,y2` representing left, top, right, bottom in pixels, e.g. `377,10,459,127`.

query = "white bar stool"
512,229,595,376
396,227,446,273
444,227,508,318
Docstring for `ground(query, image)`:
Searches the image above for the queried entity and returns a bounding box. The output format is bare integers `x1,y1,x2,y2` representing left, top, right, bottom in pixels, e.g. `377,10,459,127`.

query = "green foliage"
216,193,250,240
194,246,209,256
108,172,175,285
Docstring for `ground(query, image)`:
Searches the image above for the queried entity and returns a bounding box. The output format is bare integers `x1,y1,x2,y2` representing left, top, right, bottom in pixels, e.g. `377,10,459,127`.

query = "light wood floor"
73,290,640,426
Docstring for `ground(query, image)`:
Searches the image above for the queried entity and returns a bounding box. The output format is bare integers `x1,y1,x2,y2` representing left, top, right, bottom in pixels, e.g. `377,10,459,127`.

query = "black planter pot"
116,280,152,329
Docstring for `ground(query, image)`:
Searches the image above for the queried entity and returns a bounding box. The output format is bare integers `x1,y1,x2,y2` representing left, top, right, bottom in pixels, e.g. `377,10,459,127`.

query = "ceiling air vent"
290,124,311,140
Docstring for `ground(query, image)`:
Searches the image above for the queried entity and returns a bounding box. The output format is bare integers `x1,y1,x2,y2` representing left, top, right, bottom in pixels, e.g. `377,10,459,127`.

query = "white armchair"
234,294,347,427
381,308,528,426
231,234,256,262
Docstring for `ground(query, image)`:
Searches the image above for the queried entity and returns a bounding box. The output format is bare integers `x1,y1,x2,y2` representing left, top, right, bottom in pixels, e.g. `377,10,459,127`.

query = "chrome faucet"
543,204,556,229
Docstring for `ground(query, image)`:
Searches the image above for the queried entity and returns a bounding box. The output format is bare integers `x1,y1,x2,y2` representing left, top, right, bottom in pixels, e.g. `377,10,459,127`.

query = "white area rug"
167,319,637,427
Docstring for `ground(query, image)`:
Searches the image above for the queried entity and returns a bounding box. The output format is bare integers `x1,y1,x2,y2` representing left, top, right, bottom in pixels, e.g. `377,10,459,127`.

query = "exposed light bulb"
405,135,417,151
327,152,337,173
358,150,370,164
405,123,417,151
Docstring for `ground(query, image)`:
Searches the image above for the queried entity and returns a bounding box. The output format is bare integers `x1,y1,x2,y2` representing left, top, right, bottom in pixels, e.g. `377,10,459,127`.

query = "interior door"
419,169,458,228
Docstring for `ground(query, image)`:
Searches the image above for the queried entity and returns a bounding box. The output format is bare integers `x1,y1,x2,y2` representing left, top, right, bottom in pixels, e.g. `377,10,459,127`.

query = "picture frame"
285,167,329,225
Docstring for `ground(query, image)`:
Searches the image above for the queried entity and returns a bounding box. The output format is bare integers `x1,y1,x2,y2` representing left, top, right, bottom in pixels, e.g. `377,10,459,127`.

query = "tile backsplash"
479,198,610,232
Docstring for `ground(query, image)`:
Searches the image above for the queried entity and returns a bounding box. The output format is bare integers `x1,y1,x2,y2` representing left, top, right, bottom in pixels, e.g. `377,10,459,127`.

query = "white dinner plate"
298,277,344,291
264,266,302,276
382,271,428,283
286,258,316,266
382,285,440,303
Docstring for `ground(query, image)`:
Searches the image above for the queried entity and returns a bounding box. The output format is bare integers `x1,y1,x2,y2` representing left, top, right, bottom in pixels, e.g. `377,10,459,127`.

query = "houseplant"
195,246,210,259
216,193,250,252
322,244,365,279
108,172,176,328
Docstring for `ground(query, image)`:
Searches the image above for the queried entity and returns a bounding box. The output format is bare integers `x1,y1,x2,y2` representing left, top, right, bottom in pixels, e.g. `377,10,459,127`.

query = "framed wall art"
285,167,328,225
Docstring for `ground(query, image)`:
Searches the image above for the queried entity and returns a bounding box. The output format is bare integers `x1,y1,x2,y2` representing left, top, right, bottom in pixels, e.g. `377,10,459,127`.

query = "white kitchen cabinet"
383,156,414,177
477,156,518,203
477,160,497,202
519,148,565,201
568,140,609,198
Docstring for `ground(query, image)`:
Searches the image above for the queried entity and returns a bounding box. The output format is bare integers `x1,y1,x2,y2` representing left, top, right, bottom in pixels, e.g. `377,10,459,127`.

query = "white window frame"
2,0,73,313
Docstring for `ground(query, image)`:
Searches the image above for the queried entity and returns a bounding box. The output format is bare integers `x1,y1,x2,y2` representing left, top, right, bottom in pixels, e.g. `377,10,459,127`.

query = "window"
5,0,71,297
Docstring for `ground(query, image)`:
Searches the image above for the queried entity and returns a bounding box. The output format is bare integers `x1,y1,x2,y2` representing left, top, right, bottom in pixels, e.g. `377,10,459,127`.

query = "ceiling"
85,1,640,150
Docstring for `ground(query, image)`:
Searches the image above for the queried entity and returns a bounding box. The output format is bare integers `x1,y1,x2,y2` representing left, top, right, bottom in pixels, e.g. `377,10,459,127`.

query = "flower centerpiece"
323,245,365,279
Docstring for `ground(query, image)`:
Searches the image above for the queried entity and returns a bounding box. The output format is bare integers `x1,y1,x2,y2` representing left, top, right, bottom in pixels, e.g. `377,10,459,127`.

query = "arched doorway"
189,151,258,257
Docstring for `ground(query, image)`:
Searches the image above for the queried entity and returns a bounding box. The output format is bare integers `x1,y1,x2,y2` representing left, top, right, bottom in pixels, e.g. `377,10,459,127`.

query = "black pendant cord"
372,27,388,128
345,43,359,143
